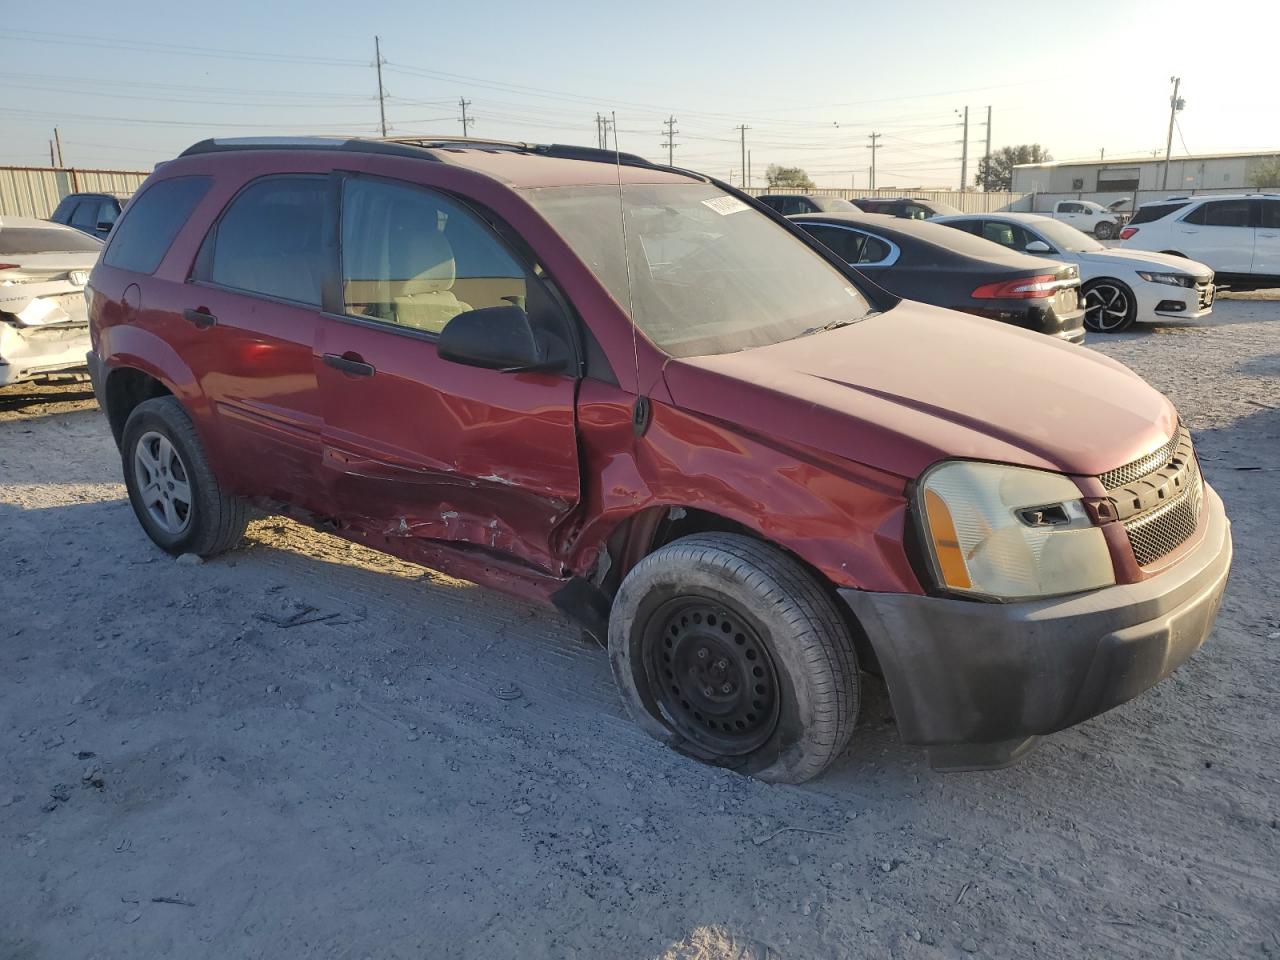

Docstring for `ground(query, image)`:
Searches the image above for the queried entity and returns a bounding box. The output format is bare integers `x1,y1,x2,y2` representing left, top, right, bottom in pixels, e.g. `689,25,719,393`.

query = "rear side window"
70,202,98,230
1262,199,1280,230
103,176,211,274
802,224,867,263
1128,202,1189,225
1186,198,1254,228
195,176,327,306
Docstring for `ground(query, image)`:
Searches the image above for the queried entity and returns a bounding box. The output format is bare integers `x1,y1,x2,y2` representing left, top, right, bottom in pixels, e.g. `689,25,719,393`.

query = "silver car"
0,216,102,385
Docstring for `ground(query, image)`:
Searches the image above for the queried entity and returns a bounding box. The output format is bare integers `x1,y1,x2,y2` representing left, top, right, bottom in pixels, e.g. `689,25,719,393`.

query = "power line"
0,28,367,66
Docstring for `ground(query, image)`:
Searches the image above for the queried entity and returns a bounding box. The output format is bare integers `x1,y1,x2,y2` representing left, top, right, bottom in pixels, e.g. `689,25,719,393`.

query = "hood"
1075,248,1213,277
663,300,1176,482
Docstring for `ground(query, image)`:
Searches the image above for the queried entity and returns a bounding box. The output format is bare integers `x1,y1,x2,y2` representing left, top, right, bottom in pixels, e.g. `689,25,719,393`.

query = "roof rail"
177,134,664,172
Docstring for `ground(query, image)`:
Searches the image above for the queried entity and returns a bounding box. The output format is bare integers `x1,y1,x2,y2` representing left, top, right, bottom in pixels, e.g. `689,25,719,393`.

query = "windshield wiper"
796,313,876,338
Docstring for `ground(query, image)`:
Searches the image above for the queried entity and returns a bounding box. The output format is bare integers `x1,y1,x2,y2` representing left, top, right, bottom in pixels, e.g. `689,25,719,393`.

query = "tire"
609,533,859,784
120,396,249,557
1094,221,1116,240
1082,279,1137,333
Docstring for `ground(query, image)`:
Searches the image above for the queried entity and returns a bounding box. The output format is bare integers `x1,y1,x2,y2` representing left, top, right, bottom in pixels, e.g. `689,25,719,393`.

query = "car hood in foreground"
1073,249,1214,278
663,299,1176,482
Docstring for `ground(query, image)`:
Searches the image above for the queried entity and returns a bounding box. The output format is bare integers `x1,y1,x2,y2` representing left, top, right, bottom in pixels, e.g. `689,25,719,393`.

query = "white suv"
1119,194,1280,290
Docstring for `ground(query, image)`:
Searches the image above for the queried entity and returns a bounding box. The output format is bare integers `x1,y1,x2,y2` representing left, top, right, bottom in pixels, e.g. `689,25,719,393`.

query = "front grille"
1122,455,1202,565
1102,425,1203,566
1196,282,1214,310
1100,430,1181,490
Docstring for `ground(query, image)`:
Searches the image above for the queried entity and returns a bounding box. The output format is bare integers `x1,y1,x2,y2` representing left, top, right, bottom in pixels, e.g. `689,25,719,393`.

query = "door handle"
183,308,217,329
323,353,375,377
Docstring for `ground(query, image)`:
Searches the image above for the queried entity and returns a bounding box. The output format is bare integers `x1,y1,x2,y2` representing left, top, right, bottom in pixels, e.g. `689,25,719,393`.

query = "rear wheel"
1083,279,1137,333
121,396,249,557
609,533,859,783
1094,221,1116,240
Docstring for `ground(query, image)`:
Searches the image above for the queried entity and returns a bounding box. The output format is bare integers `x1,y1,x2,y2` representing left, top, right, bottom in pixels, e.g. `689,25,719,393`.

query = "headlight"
916,461,1115,601
1137,271,1193,287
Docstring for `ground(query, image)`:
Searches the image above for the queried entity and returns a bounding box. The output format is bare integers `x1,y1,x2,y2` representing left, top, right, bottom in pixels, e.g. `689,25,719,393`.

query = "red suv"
86,137,1232,782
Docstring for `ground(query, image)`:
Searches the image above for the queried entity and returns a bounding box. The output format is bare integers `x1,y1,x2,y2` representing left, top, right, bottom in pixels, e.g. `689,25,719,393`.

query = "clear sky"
2,0,1277,188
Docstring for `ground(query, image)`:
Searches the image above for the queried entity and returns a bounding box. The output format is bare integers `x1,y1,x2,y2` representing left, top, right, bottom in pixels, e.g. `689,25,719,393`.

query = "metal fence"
0,166,150,219
1025,186,1273,213
742,187,1029,213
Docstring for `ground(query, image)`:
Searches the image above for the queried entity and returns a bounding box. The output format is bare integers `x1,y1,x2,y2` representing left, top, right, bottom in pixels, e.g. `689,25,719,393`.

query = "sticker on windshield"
701,196,750,216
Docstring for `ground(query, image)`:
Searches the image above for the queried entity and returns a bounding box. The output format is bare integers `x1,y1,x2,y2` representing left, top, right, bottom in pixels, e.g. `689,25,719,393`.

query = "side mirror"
437,304,562,374
1025,240,1052,253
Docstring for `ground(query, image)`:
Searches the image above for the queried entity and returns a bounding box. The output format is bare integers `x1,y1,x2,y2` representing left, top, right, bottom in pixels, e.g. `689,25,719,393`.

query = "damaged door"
314,173,581,574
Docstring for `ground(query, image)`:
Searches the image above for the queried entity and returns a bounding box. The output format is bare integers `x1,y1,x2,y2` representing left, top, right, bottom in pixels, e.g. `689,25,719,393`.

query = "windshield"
522,182,875,357
0,227,103,255
1032,219,1104,253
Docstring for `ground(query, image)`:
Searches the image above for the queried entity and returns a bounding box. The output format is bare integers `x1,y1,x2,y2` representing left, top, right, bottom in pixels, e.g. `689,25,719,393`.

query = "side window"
70,201,98,229
981,220,1019,249
858,234,893,264
97,200,119,228
904,204,929,220
1262,200,1280,230
102,176,212,275
340,177,527,336
1059,202,1081,214
1199,199,1254,228
197,176,327,306
802,224,866,263
757,197,782,212
950,220,984,237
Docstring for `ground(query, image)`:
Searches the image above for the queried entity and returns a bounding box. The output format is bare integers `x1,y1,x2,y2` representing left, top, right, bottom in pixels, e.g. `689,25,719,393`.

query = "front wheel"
608,533,859,783
1083,279,1137,333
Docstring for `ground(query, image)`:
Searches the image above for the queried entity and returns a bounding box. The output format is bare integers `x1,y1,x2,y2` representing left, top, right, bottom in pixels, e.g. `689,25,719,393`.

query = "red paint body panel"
89,142,1190,613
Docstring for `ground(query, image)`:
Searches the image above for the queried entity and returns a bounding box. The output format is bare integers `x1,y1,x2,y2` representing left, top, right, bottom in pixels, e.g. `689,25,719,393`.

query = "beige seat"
391,231,471,334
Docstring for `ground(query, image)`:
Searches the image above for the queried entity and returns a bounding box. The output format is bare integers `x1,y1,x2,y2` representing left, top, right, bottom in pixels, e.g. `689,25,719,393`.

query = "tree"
1249,155,1280,188
974,144,1052,191
765,164,815,190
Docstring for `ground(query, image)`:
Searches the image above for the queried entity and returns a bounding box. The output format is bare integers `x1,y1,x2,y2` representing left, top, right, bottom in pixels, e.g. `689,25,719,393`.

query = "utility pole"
983,105,992,186
1162,77,1184,190
53,127,63,167
458,98,472,137
747,150,752,189
661,115,679,166
867,132,881,190
48,139,55,167
595,114,604,149
958,106,970,191
374,36,388,137
736,125,750,191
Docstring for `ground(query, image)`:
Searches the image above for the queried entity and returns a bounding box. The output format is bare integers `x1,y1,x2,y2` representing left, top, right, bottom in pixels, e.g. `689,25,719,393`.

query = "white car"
933,212,1214,333
1049,200,1122,240
1118,194,1280,291
0,216,102,386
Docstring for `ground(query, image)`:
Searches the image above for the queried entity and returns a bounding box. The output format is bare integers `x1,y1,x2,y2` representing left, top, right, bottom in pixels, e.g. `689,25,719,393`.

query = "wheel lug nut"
721,683,732,694
697,648,708,659
716,659,728,670
703,687,714,697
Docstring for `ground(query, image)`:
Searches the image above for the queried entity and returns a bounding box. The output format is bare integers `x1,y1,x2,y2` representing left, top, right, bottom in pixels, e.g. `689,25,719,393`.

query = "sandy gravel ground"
1,298,1277,960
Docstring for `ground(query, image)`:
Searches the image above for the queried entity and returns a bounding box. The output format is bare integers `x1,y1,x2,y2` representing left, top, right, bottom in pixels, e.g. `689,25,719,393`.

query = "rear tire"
1083,279,1137,333
1094,221,1116,240
121,396,249,557
609,533,859,784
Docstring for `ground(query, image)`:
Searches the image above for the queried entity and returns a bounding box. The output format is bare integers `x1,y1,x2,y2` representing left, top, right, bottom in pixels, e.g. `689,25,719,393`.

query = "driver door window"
341,178,528,335
981,220,1034,250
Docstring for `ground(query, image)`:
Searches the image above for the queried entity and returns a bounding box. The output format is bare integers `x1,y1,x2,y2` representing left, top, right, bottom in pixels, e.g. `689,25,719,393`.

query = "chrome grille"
1099,430,1180,490
1196,282,1214,310
1123,456,1202,566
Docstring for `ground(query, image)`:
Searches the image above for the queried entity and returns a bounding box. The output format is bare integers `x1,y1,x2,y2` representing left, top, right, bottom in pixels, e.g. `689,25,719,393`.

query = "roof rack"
178,135,661,171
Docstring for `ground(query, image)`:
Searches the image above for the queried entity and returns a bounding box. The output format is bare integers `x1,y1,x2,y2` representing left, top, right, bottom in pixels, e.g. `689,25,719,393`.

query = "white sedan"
0,216,102,385
933,212,1214,333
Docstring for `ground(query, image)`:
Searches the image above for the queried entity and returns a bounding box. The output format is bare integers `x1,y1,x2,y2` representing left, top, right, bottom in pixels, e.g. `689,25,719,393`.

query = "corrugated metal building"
1012,150,1280,196
0,166,149,219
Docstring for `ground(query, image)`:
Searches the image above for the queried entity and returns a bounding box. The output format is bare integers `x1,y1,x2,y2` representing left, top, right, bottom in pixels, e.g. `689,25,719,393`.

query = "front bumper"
840,484,1231,771
1149,280,1215,319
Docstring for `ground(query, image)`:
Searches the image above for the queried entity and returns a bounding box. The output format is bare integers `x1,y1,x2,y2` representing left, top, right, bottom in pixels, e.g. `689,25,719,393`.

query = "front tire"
1083,279,1137,333
121,396,249,557
609,533,859,784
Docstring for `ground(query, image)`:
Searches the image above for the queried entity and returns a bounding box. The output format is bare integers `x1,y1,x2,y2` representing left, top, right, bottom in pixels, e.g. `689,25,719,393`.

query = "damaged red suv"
86,137,1232,782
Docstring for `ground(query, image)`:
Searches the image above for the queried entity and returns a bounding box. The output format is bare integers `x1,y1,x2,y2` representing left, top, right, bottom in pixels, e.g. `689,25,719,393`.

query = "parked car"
754,194,858,215
87,136,1230,781
0,216,101,386
49,192,127,241
791,212,1086,342
851,197,963,220
1047,200,1122,239
934,212,1215,333
1118,194,1280,290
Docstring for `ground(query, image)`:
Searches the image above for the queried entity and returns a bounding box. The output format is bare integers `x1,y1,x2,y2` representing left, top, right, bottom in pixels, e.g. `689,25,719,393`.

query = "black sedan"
791,213,1086,342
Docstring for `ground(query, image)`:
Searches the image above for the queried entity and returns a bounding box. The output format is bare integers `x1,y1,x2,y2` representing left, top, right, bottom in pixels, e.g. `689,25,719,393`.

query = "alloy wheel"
133,430,193,535
1084,283,1131,332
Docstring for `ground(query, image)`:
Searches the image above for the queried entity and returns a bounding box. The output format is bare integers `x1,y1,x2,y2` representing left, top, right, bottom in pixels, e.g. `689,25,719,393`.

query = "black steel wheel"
645,598,781,756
